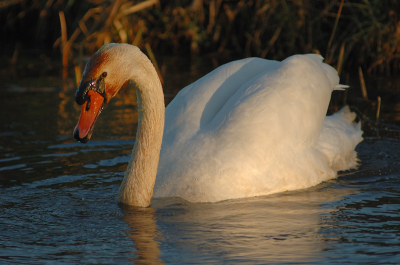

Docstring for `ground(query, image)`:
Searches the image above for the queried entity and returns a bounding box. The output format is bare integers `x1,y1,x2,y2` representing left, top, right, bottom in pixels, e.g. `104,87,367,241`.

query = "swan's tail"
304,54,348,91
334,84,349,90
317,106,363,171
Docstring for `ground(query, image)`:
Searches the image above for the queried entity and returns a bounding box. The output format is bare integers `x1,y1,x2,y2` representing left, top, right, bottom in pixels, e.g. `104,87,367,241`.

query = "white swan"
73,43,363,207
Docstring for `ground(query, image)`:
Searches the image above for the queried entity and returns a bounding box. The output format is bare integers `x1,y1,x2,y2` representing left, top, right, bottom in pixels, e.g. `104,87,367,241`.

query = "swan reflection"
122,183,357,263
121,205,164,264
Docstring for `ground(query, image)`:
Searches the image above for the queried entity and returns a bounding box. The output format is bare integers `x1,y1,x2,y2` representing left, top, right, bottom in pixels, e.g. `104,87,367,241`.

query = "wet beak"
73,91,105,143
73,76,107,143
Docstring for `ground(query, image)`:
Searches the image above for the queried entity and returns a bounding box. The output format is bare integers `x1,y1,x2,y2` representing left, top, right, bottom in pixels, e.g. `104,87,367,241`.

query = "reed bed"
1,0,399,75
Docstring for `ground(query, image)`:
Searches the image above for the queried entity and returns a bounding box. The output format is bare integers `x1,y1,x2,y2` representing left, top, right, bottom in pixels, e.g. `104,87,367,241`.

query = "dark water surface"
1,54,400,264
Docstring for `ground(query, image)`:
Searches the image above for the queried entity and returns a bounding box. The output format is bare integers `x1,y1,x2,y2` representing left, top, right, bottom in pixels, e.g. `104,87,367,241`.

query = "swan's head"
73,43,132,143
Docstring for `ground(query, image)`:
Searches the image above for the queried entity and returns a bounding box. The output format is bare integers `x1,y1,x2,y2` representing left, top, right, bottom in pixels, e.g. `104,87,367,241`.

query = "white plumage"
75,44,363,206
154,54,363,202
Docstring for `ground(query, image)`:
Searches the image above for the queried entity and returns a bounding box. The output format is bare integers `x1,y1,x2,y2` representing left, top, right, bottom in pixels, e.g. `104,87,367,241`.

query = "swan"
73,43,363,207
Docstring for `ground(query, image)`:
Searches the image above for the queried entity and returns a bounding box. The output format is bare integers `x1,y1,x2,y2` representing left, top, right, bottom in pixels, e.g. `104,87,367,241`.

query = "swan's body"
73,43,363,207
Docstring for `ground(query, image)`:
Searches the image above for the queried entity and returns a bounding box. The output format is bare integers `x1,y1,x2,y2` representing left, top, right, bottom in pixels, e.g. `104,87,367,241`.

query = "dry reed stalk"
59,6,106,79
358,66,368,102
114,19,128,43
105,0,123,28
117,0,159,19
325,0,344,62
79,7,103,36
132,27,143,46
59,11,68,79
208,0,216,34
376,96,381,123
261,26,282,58
59,10,83,79
336,42,345,75
75,66,82,87
343,86,348,105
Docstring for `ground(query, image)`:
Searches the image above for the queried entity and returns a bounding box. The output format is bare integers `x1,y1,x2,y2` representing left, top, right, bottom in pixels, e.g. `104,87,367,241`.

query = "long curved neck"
117,48,165,207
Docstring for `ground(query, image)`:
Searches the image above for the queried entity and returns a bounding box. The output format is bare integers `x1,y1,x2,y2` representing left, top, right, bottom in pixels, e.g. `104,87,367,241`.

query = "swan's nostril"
85,95,91,111
75,78,94,105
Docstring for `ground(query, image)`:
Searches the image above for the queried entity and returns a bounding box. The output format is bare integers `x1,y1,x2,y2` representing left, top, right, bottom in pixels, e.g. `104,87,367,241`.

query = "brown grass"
1,0,399,75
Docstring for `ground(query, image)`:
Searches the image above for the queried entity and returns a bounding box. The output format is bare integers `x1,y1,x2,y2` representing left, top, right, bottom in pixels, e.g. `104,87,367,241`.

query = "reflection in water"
121,205,164,264
121,184,358,264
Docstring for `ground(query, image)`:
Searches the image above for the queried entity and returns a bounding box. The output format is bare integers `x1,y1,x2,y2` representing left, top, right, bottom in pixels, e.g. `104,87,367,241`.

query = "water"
1,54,400,264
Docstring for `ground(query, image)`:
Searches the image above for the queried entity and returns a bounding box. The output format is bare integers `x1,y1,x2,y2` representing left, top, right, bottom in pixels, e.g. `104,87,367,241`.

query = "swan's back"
154,54,362,202
163,57,280,144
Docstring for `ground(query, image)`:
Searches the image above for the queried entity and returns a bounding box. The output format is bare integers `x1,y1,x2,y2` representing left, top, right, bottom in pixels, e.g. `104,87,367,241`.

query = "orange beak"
73,90,105,143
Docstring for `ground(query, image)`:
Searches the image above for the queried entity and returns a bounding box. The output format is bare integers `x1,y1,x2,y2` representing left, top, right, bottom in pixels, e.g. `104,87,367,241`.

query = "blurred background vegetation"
1,0,399,76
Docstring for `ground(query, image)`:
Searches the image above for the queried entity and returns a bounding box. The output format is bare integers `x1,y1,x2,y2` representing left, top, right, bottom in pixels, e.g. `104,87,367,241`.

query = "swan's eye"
101,72,107,78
